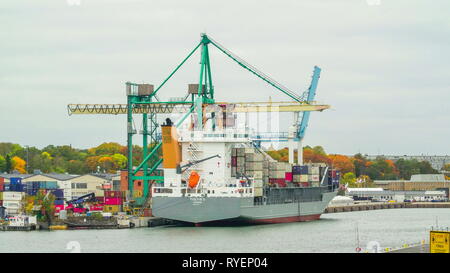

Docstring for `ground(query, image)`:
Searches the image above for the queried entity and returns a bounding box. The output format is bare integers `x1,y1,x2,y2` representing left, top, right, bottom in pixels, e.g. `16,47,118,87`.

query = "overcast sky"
1,0,449,155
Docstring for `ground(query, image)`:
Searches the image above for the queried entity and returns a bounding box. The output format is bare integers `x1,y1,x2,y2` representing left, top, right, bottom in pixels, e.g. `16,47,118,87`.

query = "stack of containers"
269,162,290,187
104,190,123,213
235,148,246,177
331,170,341,185
262,160,269,185
231,148,237,177
307,163,321,187
244,151,264,180
52,189,65,212
292,165,310,187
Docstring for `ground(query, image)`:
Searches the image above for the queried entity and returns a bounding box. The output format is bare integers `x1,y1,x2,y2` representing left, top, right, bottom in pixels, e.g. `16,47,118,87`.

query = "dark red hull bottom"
194,214,322,227
249,214,321,224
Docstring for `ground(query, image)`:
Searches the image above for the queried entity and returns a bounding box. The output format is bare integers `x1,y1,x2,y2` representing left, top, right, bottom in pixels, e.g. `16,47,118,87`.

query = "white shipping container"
231,167,236,177
246,170,263,179
245,162,264,171
236,157,245,166
232,148,237,157
269,162,291,172
3,201,22,209
254,187,263,197
269,170,285,179
245,153,264,162
310,167,320,175
311,175,320,182
1,192,24,201
300,175,309,182
253,180,263,187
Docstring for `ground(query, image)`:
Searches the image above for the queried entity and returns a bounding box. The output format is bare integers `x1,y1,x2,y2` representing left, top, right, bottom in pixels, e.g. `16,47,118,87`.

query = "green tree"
112,153,127,169
5,154,12,173
0,155,6,172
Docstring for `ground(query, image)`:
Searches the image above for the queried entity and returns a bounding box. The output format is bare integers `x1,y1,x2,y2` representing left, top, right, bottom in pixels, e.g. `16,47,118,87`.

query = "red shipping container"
105,197,122,205
89,205,104,211
0,177,4,191
300,182,310,187
285,172,293,181
55,205,64,212
105,190,122,198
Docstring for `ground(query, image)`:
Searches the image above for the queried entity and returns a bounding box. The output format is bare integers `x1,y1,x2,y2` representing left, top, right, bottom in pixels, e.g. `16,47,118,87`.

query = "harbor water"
1,208,449,253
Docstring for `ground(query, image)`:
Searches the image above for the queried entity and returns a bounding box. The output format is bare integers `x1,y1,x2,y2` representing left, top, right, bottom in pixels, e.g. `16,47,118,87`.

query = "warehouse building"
346,187,447,202
374,174,450,197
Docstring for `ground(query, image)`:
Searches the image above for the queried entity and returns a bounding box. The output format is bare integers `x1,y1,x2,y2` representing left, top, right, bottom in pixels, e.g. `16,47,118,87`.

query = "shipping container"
103,205,120,213
300,175,309,182
236,157,245,166
311,175,320,182
0,177,4,192
269,170,285,179
231,156,237,167
231,148,237,157
254,188,263,197
231,167,236,177
245,170,263,179
245,153,264,162
104,190,122,198
310,166,320,175
300,182,310,187
1,191,24,201
292,165,309,175
269,178,286,187
54,199,65,205
285,172,293,182
51,189,64,198
104,197,122,205
253,180,263,188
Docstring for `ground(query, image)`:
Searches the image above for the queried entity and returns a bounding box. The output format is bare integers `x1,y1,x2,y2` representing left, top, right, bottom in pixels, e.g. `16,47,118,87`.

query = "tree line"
0,142,154,174
0,142,448,183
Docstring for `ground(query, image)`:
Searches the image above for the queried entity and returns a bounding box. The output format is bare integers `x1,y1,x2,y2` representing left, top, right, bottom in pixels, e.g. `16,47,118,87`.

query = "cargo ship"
151,118,339,225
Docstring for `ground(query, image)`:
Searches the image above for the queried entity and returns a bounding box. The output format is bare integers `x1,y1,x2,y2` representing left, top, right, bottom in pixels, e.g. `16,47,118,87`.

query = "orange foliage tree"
328,154,355,174
11,156,26,173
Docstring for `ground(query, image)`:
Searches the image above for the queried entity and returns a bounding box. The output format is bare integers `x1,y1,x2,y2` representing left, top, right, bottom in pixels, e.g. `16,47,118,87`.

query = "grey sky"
1,0,449,155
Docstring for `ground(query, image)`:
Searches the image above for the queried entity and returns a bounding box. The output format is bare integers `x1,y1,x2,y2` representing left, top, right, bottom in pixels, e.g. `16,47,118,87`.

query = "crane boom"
67,101,329,115
297,66,321,140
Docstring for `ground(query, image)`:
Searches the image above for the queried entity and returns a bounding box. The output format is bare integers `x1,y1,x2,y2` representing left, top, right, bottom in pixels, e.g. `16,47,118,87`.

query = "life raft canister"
188,171,200,188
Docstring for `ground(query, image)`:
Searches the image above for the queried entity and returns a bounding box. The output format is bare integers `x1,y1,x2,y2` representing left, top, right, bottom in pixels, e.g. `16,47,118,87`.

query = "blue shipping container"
10,177,22,185
54,199,65,205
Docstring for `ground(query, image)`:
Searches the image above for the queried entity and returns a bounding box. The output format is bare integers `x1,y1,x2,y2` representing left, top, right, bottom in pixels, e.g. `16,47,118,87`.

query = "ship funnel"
161,119,181,169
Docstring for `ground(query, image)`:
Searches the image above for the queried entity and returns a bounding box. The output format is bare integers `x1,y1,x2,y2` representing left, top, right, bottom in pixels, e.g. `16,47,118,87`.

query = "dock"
325,202,450,213
387,244,430,253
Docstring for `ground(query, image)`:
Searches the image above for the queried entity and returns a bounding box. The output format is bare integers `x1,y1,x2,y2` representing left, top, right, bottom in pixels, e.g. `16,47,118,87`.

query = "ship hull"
152,189,337,225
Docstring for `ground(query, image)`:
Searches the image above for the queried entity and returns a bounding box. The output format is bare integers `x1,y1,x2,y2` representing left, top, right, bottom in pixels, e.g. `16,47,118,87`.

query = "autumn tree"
11,156,26,173
328,154,355,174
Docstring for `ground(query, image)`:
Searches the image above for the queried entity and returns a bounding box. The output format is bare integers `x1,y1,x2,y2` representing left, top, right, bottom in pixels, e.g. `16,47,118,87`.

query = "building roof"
410,174,446,182
0,173,34,179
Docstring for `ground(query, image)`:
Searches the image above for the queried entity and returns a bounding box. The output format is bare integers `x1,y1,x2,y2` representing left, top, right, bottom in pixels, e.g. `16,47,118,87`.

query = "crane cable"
207,36,306,103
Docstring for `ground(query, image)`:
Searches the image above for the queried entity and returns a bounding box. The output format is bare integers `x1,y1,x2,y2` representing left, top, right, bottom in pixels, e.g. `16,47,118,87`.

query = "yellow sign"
430,231,450,253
